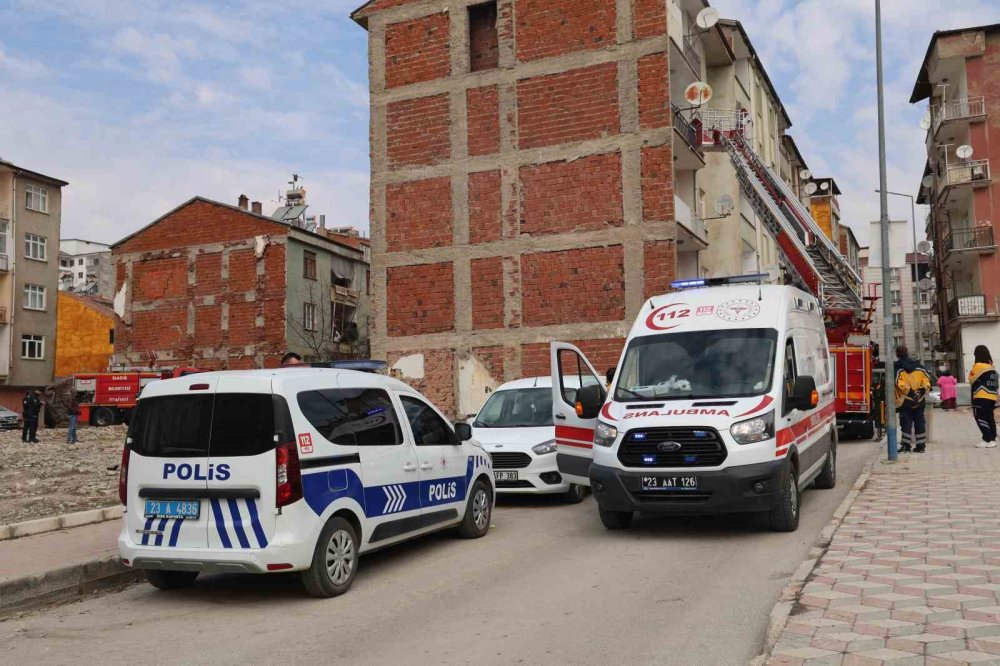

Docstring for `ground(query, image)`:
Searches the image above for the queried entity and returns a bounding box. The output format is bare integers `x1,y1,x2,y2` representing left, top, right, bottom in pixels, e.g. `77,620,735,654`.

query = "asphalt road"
2,438,879,666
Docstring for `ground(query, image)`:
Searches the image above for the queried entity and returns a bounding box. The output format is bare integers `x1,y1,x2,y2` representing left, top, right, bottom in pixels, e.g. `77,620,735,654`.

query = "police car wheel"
599,507,633,529
145,569,199,590
769,464,800,532
457,480,492,539
562,484,587,504
302,517,358,598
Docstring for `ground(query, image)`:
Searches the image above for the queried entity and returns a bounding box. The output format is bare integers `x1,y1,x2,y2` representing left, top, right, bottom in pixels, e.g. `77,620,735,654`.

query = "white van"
117,368,495,597
551,282,837,532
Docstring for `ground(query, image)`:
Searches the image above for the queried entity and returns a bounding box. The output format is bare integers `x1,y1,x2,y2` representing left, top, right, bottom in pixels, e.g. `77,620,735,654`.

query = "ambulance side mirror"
574,384,606,419
790,376,818,411
454,422,473,442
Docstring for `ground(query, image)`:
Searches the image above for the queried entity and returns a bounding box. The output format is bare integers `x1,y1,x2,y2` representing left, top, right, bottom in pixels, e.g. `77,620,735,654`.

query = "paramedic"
894,346,932,453
969,345,998,449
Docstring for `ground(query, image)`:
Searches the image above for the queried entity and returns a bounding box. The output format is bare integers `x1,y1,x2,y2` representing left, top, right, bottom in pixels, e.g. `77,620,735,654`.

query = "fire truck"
74,368,203,426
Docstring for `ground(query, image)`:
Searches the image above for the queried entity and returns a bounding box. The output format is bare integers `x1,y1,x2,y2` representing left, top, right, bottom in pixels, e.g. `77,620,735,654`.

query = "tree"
286,276,366,361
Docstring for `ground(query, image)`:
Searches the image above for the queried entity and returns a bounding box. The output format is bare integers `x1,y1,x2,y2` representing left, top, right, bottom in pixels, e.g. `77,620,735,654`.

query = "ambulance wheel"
599,507,633,530
814,436,837,490
770,464,800,532
145,569,199,590
457,480,492,539
93,407,115,427
302,517,358,598
562,484,587,504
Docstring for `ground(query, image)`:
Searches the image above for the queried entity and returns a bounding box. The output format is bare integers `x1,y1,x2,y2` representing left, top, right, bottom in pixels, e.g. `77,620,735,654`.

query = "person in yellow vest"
969,345,998,449
895,346,932,453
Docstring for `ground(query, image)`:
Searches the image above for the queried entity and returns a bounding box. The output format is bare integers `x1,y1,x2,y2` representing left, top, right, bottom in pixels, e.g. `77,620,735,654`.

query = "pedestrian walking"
67,391,80,445
937,370,958,410
21,389,42,444
895,346,932,453
969,345,998,449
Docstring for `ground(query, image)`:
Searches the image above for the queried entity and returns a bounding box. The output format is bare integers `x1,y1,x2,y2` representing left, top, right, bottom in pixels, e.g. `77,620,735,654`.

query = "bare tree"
286,276,365,361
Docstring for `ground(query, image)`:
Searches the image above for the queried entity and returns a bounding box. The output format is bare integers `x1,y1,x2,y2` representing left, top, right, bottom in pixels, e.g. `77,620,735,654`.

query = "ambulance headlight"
532,439,557,455
731,411,775,445
594,422,618,447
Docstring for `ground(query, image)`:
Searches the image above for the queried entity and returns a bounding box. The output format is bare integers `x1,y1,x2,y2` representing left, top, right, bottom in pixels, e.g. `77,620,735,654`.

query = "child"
969,345,999,448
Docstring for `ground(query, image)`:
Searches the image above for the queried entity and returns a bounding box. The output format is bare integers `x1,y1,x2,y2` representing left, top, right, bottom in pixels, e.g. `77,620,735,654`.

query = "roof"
810,177,842,196
910,23,1000,102
59,291,115,319
143,367,415,398
0,158,69,187
272,205,308,222
719,19,793,129
495,377,553,391
782,135,808,169
111,196,364,256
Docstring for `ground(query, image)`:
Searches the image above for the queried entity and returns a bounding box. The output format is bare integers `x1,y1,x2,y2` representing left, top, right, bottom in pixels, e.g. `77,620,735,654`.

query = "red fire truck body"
74,368,202,426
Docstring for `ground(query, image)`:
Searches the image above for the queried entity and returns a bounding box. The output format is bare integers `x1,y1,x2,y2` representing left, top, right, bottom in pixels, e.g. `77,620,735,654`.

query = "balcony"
948,294,996,321
682,37,702,78
942,225,996,255
939,159,991,195
672,105,704,171
933,96,986,136
0,254,8,273
696,108,753,145
331,284,360,307
674,195,708,248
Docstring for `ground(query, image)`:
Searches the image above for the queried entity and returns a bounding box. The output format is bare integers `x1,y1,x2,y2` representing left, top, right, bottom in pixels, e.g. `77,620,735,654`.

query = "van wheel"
302,517,358,598
770,464,800,532
562,484,587,504
457,480,492,539
145,569,199,590
814,435,837,490
93,407,115,427
599,506,633,530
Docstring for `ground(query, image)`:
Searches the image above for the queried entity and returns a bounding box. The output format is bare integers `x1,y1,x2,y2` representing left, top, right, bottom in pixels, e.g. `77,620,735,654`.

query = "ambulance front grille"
617,427,727,468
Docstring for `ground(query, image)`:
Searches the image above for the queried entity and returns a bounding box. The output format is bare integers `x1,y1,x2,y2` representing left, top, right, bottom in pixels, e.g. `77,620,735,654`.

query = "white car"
118,368,494,597
472,377,586,503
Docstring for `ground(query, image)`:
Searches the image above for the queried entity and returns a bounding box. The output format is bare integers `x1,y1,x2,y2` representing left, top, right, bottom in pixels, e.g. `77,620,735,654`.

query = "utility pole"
876,0,898,461
876,189,924,365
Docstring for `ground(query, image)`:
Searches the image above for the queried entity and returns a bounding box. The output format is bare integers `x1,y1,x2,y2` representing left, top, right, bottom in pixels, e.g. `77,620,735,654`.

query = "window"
77,258,83,266
468,2,498,71
558,348,602,406
109,328,115,345
298,388,401,446
21,335,44,360
782,339,797,415
25,233,47,261
23,284,45,311
303,250,317,280
208,393,276,457
91,257,100,266
401,396,456,446
297,390,355,445
25,184,48,213
303,302,317,331
77,272,83,279
0,221,7,256
60,259,68,268
891,289,901,305
475,388,553,428
892,313,904,328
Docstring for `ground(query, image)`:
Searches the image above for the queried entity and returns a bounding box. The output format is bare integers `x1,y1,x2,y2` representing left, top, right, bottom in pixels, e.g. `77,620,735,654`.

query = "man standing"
894,346,932,453
67,391,80,445
21,389,41,444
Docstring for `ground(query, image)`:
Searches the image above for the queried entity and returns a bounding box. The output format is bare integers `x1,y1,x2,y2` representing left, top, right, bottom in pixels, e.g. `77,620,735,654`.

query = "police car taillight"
118,444,130,505
275,442,302,507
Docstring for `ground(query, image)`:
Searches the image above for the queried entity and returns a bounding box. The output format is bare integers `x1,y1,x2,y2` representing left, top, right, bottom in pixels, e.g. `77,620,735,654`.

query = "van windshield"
474,388,553,428
614,328,778,401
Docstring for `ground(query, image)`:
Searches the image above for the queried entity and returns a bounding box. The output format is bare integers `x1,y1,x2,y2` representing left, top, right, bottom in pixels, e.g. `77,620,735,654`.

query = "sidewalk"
0,519,121,583
769,408,1000,665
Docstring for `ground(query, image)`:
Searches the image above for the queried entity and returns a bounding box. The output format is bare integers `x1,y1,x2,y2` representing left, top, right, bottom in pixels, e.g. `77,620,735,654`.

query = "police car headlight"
731,411,775,445
532,439,557,455
594,421,618,447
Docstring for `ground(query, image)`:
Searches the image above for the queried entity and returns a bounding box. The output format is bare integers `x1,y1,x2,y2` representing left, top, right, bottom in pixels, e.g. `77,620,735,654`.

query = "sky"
1,0,999,247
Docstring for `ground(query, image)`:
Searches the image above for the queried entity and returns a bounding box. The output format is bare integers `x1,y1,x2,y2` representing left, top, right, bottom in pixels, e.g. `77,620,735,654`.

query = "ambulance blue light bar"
669,273,770,290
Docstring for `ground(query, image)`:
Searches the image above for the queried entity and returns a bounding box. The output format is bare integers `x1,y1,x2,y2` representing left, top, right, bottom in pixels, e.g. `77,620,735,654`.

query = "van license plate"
640,476,698,491
494,471,518,482
144,500,201,520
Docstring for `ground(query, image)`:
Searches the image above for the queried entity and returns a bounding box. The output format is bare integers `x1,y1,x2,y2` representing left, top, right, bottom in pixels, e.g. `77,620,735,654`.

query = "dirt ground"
0,424,126,525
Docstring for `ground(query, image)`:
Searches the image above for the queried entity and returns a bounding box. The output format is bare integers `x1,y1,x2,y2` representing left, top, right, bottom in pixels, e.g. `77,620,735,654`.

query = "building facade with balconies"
912,23,1000,376
859,247,937,364
59,239,113,299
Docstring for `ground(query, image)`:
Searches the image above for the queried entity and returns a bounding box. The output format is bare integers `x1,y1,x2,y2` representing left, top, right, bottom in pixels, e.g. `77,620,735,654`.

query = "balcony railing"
0,254,8,273
941,159,991,190
682,37,702,76
933,96,986,134
942,226,996,254
672,104,702,153
696,108,753,145
331,284,360,306
949,294,987,320
674,195,708,243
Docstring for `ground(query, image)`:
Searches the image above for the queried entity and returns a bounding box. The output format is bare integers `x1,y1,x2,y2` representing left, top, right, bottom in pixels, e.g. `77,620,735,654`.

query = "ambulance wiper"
617,387,647,401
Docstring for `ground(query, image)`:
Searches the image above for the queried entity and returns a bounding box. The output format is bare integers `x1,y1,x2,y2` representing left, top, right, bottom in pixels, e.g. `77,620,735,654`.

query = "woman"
937,370,958,410
969,345,999,448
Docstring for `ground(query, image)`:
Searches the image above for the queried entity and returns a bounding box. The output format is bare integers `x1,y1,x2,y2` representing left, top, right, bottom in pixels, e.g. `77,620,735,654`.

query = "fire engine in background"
74,368,203,426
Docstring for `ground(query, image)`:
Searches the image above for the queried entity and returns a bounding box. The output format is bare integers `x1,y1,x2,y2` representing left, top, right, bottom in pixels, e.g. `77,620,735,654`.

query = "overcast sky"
2,1,999,247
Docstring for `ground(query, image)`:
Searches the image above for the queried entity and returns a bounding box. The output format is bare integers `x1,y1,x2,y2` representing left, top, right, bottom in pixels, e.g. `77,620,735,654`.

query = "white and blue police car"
117,368,494,597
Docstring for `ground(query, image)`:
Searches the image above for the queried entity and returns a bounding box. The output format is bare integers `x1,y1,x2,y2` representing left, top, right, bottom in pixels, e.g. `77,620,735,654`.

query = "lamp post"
875,189,924,364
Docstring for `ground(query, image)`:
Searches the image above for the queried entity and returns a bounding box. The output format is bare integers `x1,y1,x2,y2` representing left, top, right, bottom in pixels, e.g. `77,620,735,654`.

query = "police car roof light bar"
669,273,770,290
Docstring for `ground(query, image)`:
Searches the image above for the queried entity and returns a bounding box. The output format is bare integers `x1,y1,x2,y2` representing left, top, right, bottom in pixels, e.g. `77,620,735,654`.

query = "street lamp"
874,189,925,364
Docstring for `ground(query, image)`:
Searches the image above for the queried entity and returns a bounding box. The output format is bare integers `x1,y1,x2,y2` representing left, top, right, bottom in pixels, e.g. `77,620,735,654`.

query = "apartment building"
912,23,1000,376
0,158,66,410
59,239,113,299
859,246,936,362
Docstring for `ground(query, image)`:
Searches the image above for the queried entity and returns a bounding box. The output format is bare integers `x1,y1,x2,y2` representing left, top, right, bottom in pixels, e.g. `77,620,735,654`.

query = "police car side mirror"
791,376,819,411
575,384,606,419
454,422,472,442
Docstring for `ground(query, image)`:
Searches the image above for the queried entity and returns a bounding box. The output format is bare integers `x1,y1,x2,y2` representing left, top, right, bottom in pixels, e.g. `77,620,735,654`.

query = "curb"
0,555,142,617
748,452,879,666
0,505,121,541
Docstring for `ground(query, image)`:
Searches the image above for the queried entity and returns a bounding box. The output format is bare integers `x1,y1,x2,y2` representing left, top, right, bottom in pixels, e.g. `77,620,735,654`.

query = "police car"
117,368,495,597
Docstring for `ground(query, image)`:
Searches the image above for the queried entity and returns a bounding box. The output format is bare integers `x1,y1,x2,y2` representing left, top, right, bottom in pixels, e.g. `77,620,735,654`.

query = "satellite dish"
804,182,818,195
919,277,934,290
683,81,713,106
819,181,830,192
917,240,932,254
695,7,721,29
956,144,974,160
921,175,934,188
919,114,932,130
799,169,812,180
713,194,736,216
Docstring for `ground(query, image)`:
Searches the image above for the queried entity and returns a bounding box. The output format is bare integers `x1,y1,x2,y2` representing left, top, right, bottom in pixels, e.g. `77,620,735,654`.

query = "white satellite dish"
919,277,935,290
917,240,932,254
713,193,736,216
919,114,932,130
683,81,713,106
695,7,721,29
799,169,812,180
819,181,830,192
804,182,818,195
956,144,974,160
921,175,934,188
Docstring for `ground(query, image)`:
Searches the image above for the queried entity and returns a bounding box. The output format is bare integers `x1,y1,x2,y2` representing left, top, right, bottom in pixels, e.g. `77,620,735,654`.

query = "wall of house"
55,293,114,376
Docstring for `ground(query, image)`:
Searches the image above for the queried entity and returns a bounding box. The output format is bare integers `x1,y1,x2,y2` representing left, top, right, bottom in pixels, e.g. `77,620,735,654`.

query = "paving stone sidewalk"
769,408,1000,666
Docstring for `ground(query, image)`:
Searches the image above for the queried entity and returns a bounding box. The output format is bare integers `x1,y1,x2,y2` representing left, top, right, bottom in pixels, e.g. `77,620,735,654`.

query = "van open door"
550,342,606,488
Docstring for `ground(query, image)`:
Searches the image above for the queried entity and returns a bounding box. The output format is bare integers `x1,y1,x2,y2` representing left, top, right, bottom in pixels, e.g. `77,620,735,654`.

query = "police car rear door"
550,342,605,488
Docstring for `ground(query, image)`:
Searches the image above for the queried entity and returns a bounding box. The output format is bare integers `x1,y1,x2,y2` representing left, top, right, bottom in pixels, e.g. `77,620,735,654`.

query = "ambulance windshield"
614,328,778,401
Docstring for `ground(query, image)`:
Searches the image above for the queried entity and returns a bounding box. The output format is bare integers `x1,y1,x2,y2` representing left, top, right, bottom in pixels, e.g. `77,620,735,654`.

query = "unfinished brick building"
354,0,680,417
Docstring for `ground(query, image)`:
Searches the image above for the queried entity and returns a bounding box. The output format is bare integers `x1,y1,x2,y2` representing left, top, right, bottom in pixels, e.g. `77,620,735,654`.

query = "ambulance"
551,277,837,532
117,368,494,597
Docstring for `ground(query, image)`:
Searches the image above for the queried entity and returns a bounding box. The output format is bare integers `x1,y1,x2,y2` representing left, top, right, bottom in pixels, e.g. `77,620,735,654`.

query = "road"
2,438,878,666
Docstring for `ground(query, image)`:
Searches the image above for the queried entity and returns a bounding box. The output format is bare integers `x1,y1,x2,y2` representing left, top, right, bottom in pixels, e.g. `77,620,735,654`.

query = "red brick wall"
386,94,451,168
517,63,620,149
471,256,504,330
515,0,616,62
469,1,500,71
638,52,670,129
195,253,222,297
644,240,676,299
467,86,500,157
134,258,186,300
473,345,505,380
195,305,222,346
632,0,667,39
386,177,453,251
386,262,455,336
228,249,256,293
388,349,457,416
521,246,625,326
521,337,625,376
384,13,451,89
468,170,502,244
641,143,674,221
520,153,623,236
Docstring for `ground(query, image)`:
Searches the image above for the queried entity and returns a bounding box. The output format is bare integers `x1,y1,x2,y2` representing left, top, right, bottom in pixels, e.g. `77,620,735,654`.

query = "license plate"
494,471,519,482
144,499,201,519
640,476,698,491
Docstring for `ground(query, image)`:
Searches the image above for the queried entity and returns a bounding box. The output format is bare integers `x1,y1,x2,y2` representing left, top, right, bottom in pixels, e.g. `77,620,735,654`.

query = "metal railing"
696,108,754,145
933,96,986,134
941,159,991,190
949,294,987,320
942,226,996,254
673,195,707,242
682,37,702,76
672,104,701,152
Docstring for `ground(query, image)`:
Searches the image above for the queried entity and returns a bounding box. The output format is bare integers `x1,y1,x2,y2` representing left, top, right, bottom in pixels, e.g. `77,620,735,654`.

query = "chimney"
238,194,249,210
251,201,262,215
320,214,326,229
